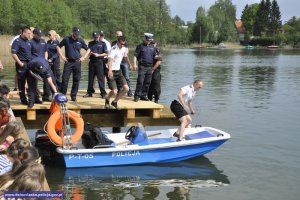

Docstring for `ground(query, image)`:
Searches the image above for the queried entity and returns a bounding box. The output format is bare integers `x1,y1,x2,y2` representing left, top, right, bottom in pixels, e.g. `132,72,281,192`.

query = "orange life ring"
47,110,84,145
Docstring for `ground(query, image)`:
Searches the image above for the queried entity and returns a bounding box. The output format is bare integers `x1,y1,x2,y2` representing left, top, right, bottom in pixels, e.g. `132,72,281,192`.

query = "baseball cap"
144,33,154,41
33,28,42,37
99,31,104,36
92,31,100,37
73,27,81,35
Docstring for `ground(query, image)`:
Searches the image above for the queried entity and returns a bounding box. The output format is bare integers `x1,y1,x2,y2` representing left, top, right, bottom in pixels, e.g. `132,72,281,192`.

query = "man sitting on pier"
105,36,132,110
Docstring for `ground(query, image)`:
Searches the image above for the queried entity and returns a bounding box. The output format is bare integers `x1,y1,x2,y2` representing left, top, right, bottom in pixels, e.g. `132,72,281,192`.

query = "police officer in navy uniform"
27,57,58,108
57,27,90,101
11,26,32,105
31,28,52,102
83,31,108,98
133,33,158,102
148,41,162,103
31,28,48,59
47,30,61,91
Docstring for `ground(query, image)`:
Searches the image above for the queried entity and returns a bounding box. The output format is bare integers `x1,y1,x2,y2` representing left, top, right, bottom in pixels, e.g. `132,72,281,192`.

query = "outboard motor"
125,123,148,145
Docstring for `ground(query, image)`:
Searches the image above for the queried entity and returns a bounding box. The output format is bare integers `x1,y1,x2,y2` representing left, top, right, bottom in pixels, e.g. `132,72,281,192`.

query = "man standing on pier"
133,33,159,102
105,36,132,110
11,26,33,105
57,27,90,102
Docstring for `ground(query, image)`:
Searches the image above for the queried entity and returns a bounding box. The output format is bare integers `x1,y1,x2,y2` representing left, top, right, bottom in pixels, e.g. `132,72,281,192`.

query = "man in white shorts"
170,80,203,141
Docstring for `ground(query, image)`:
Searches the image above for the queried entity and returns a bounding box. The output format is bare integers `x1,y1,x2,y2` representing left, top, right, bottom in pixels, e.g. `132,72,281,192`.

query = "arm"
56,46,67,62
0,60,3,70
107,58,113,79
11,53,24,67
80,48,91,62
152,60,161,71
133,56,138,71
44,51,48,60
177,90,190,113
188,100,195,114
46,77,57,93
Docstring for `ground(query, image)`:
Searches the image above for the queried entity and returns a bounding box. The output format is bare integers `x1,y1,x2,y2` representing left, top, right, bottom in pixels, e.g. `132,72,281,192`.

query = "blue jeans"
119,62,132,93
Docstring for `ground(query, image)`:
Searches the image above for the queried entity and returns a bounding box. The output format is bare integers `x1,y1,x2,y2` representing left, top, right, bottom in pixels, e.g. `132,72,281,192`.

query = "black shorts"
107,70,127,90
170,100,188,119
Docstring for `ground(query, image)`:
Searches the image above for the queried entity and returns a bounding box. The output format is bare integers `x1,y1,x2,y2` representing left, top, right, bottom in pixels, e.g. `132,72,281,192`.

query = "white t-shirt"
108,45,127,70
9,35,20,46
102,38,111,51
176,85,196,105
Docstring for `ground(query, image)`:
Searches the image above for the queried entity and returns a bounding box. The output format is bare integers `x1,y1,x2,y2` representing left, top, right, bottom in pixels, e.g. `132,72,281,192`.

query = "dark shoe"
92,89,95,94
101,94,107,99
42,97,52,102
21,100,29,105
127,91,133,97
154,99,158,103
83,93,92,98
176,138,186,142
28,102,34,108
140,96,150,101
111,101,120,110
13,88,18,91
35,99,43,104
134,97,139,102
105,98,110,109
173,132,179,139
71,97,77,102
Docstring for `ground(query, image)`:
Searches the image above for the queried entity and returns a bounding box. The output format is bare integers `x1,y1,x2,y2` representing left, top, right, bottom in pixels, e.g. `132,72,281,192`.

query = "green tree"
0,0,14,34
208,0,237,42
268,0,281,36
241,3,259,36
191,7,214,44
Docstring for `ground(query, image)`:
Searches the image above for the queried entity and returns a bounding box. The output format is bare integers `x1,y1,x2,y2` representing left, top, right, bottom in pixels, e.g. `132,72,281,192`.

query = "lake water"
2,48,300,200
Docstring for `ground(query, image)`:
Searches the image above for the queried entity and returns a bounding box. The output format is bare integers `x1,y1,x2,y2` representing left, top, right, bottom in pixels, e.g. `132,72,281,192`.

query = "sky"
165,0,298,23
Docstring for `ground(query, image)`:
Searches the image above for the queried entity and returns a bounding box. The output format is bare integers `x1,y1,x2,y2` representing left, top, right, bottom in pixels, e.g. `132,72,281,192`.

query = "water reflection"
46,156,229,200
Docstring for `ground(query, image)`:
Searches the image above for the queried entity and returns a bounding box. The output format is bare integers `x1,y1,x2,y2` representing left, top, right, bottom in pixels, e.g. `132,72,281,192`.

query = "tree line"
0,0,298,47
0,0,186,45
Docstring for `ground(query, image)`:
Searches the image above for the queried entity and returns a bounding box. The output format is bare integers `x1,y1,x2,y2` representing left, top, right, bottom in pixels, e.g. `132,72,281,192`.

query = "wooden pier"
10,90,178,129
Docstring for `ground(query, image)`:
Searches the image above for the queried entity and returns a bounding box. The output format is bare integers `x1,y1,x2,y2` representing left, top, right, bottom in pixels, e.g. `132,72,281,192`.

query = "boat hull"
54,126,230,168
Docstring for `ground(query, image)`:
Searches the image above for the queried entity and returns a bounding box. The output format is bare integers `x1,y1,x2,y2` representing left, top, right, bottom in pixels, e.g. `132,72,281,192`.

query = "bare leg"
178,115,192,140
113,84,128,102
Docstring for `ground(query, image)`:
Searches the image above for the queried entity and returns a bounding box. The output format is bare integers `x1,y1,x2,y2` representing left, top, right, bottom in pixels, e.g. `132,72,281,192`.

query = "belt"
112,70,120,72
67,59,79,62
139,63,153,67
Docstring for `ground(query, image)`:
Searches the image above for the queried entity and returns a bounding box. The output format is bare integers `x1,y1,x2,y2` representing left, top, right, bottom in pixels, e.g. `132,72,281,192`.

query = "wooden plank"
151,108,161,119
126,109,135,119
27,109,36,120
16,118,50,191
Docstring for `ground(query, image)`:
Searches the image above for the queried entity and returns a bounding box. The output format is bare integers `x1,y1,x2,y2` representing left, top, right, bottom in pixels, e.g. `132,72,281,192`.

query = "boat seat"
185,131,214,140
142,138,173,145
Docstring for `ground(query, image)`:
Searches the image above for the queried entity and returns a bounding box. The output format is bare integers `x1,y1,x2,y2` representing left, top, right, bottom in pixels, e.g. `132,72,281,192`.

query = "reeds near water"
0,35,15,65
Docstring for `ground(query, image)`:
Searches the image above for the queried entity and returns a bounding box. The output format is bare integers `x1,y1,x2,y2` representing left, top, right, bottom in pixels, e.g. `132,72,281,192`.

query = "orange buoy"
47,110,84,145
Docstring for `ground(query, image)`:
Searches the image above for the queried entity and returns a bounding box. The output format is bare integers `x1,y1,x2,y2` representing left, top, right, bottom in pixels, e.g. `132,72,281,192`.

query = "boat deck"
11,90,178,128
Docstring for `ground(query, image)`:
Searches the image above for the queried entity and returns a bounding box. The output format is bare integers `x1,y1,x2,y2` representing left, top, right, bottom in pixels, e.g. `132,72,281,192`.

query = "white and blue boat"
54,124,230,168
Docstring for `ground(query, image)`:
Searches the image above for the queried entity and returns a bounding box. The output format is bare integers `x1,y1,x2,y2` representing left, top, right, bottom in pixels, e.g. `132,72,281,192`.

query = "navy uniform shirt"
31,38,47,58
134,43,157,66
47,39,60,61
59,36,89,60
88,40,107,61
27,57,52,78
11,36,32,62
